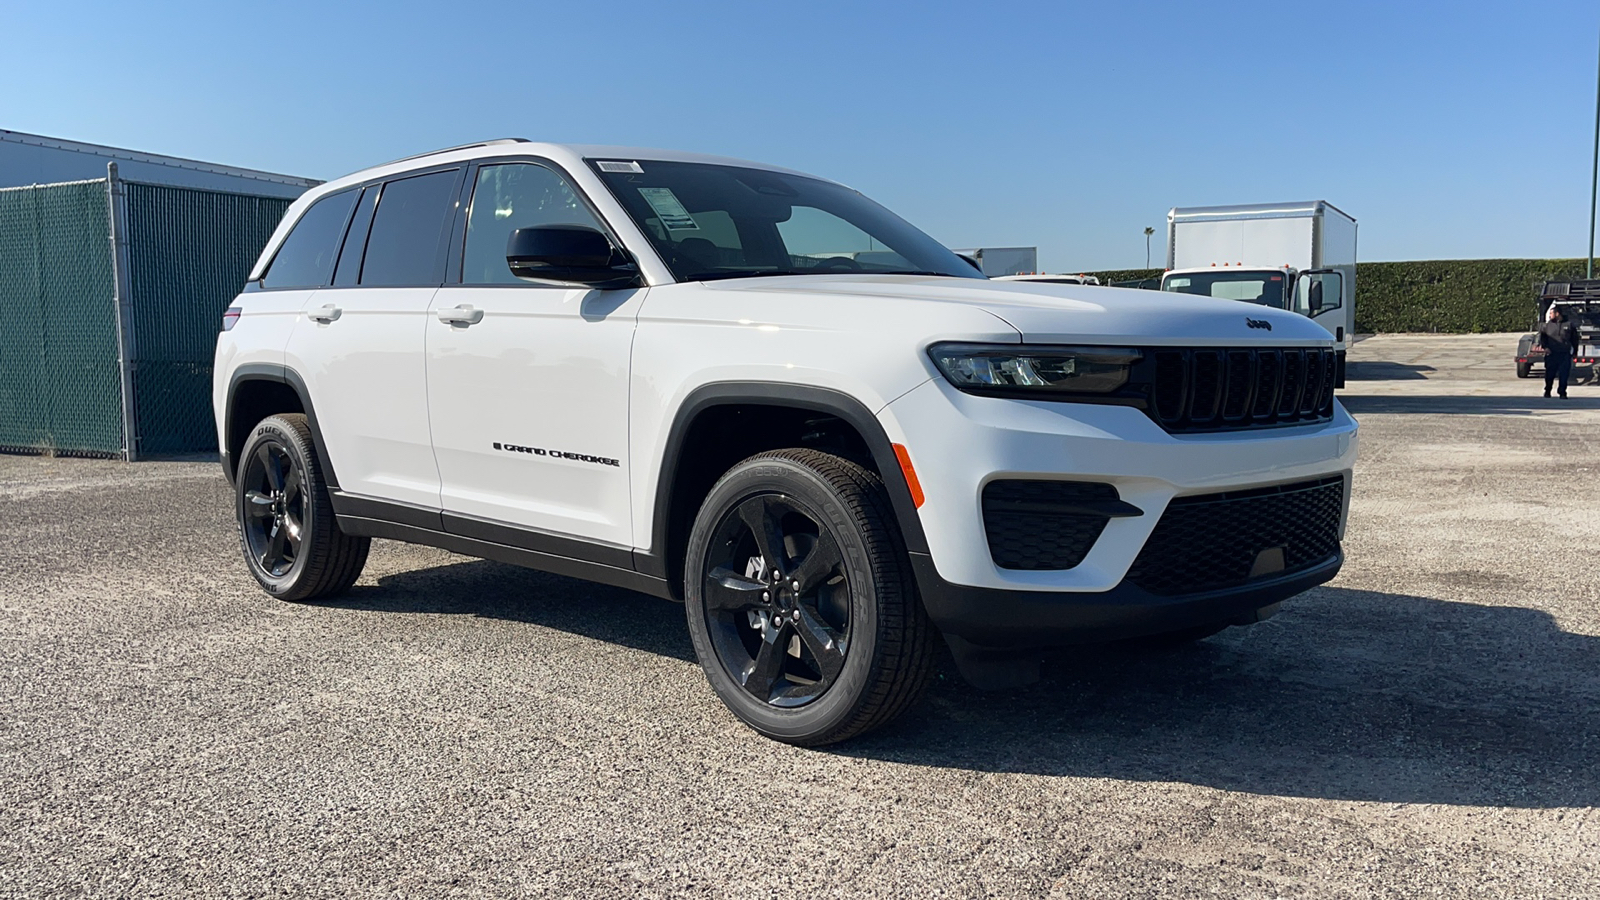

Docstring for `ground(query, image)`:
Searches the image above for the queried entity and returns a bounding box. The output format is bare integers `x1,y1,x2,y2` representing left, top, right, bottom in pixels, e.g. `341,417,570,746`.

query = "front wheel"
235,413,369,601
684,449,935,746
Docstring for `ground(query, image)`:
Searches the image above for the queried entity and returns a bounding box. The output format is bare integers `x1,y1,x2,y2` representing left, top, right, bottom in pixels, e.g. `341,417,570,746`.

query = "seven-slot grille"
1125,475,1345,596
1149,347,1338,433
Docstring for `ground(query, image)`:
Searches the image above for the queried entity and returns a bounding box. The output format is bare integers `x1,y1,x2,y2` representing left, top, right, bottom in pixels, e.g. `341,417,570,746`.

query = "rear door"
285,166,464,510
425,159,644,550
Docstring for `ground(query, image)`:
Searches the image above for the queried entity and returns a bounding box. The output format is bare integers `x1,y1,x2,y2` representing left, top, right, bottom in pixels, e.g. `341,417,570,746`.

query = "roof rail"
379,138,531,167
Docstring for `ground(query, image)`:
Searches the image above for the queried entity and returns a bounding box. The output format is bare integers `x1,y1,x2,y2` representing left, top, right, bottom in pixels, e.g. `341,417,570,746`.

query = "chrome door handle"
307,304,342,324
436,305,484,326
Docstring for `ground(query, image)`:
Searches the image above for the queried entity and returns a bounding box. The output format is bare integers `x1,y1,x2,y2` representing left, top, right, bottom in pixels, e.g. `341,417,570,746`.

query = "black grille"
1147,347,1338,433
983,481,1119,570
1126,476,1345,596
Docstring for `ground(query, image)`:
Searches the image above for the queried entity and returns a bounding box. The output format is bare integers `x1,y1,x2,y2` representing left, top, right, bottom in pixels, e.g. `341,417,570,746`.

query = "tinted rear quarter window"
261,190,357,289
359,169,460,286
333,186,378,286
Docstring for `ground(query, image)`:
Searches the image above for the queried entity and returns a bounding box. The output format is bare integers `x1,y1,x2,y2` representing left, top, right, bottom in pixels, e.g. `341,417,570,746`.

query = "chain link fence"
0,180,122,455
0,170,293,458
122,183,290,455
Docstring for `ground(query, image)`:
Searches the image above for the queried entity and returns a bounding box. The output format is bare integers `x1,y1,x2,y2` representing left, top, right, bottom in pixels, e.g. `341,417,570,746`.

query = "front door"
426,161,643,550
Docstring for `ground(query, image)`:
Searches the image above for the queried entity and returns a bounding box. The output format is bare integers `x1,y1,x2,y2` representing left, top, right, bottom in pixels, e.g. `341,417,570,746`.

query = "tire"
235,413,369,602
1516,362,1531,379
684,449,936,746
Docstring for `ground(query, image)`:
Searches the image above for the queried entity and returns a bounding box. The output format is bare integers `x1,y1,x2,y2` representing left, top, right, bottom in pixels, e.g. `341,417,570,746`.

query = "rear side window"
332,186,378,286
358,169,460,286
261,189,357,289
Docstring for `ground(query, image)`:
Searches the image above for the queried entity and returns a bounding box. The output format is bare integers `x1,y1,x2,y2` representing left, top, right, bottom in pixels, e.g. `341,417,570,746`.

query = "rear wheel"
236,414,369,601
1516,361,1531,378
684,449,935,746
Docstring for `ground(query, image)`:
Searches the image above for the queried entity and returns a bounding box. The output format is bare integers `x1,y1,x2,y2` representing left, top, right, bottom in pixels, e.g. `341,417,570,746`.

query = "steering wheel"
811,256,862,272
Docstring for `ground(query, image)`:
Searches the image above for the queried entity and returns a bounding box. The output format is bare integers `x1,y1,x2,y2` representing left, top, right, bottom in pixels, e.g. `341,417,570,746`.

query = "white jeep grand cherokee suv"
214,139,1357,745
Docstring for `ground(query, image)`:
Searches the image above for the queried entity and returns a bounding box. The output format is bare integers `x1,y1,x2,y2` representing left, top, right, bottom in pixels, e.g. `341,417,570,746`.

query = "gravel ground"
2,333,1598,898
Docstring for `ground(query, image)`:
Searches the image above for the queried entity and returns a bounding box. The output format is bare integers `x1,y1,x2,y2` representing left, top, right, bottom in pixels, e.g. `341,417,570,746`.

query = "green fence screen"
0,176,294,458
123,183,290,455
0,180,122,455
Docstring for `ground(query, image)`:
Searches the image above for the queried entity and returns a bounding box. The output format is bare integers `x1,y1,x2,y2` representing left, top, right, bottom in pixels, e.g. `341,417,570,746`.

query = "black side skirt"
331,492,673,601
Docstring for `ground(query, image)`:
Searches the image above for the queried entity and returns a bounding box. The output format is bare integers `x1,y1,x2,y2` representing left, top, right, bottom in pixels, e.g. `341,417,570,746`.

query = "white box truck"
1160,202,1356,384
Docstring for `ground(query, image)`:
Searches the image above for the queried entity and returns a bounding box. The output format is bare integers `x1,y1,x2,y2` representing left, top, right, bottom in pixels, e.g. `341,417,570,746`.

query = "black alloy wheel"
684,449,936,746
234,413,369,601
241,441,306,579
701,493,852,708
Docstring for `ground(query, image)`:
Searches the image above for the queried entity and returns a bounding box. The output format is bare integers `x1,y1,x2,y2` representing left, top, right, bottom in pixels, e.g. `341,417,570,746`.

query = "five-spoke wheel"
234,413,369,601
241,442,307,578
684,449,935,746
702,493,852,708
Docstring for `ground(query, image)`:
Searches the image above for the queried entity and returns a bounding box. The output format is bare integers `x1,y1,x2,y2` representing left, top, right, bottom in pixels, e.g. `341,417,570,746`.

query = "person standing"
1536,307,1580,398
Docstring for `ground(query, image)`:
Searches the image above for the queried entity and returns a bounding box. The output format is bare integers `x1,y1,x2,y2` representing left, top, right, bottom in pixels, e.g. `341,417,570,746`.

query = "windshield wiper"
692,269,963,282
694,270,815,282
863,270,955,277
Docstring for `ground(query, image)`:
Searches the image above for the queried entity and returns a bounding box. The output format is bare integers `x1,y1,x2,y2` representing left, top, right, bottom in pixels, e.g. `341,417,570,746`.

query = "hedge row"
1082,259,1596,333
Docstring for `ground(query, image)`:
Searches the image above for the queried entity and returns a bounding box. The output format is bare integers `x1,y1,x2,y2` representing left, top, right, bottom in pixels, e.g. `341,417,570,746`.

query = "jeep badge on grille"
1246,318,1272,330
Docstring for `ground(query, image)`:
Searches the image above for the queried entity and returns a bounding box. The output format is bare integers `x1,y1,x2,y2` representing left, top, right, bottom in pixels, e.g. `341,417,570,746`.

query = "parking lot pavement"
2,334,1598,898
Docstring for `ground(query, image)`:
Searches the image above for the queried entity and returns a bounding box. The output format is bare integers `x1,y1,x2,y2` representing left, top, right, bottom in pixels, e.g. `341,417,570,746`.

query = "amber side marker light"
892,443,925,508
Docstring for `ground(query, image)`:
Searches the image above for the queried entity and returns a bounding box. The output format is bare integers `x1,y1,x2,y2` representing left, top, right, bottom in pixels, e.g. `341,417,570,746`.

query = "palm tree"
1143,227,1155,268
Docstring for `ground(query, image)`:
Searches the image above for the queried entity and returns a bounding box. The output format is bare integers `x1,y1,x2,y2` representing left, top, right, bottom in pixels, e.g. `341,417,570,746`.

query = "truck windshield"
587,159,985,283
1162,271,1287,309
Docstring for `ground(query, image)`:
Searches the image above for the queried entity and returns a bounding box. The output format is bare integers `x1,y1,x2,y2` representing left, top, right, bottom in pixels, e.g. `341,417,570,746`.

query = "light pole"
1144,226,1155,269
1589,23,1599,278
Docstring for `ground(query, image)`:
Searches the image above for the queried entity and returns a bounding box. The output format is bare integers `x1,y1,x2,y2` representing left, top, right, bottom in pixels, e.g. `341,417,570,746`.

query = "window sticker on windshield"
597,160,643,174
638,187,699,231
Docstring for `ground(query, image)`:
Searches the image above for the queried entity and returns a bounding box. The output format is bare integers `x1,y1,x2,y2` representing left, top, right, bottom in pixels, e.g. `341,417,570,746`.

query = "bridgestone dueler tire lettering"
684,449,936,746
236,413,370,602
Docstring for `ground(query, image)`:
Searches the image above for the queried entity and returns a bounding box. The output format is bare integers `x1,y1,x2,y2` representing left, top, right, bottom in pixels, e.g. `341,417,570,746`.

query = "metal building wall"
0,180,123,455
122,182,291,455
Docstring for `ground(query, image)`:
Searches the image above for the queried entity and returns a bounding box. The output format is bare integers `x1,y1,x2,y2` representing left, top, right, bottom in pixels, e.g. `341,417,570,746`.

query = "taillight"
222,306,242,331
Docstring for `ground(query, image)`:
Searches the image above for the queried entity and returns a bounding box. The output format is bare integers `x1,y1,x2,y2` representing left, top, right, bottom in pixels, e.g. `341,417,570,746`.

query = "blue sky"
3,0,1597,271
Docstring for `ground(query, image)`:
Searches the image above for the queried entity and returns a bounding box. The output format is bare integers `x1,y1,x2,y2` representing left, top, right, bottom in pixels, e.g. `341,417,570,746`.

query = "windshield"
588,159,985,282
1162,271,1287,309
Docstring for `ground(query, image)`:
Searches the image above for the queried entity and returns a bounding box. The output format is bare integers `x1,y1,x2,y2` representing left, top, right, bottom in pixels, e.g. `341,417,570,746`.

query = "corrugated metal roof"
0,129,320,199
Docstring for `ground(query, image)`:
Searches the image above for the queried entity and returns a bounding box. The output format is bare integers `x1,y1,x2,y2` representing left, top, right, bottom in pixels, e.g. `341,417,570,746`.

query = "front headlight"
928,343,1142,397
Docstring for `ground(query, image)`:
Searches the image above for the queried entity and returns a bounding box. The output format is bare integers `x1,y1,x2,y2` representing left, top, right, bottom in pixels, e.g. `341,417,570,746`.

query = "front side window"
462,163,604,285
1292,271,1343,316
359,169,460,286
261,189,356,289
588,159,984,282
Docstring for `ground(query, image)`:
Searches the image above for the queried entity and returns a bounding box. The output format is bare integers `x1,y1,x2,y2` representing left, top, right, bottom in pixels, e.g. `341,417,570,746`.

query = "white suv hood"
707,274,1336,345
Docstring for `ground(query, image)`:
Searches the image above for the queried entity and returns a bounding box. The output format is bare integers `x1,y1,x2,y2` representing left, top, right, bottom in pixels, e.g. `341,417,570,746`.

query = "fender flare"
643,381,930,582
222,364,339,490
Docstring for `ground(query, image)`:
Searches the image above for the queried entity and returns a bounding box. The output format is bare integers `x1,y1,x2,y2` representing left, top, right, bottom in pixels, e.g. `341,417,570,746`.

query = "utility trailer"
1515,280,1600,381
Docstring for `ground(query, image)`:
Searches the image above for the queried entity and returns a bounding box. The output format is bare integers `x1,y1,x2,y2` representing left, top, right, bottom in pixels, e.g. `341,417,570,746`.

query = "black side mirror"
506,225,640,287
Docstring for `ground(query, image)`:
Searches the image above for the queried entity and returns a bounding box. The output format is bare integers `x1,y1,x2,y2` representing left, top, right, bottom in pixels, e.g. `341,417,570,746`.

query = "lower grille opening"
1125,476,1344,595
983,480,1122,571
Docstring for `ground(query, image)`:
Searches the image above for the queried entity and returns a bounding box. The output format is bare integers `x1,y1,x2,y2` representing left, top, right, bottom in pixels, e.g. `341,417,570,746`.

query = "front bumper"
910,551,1342,648
878,377,1358,645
